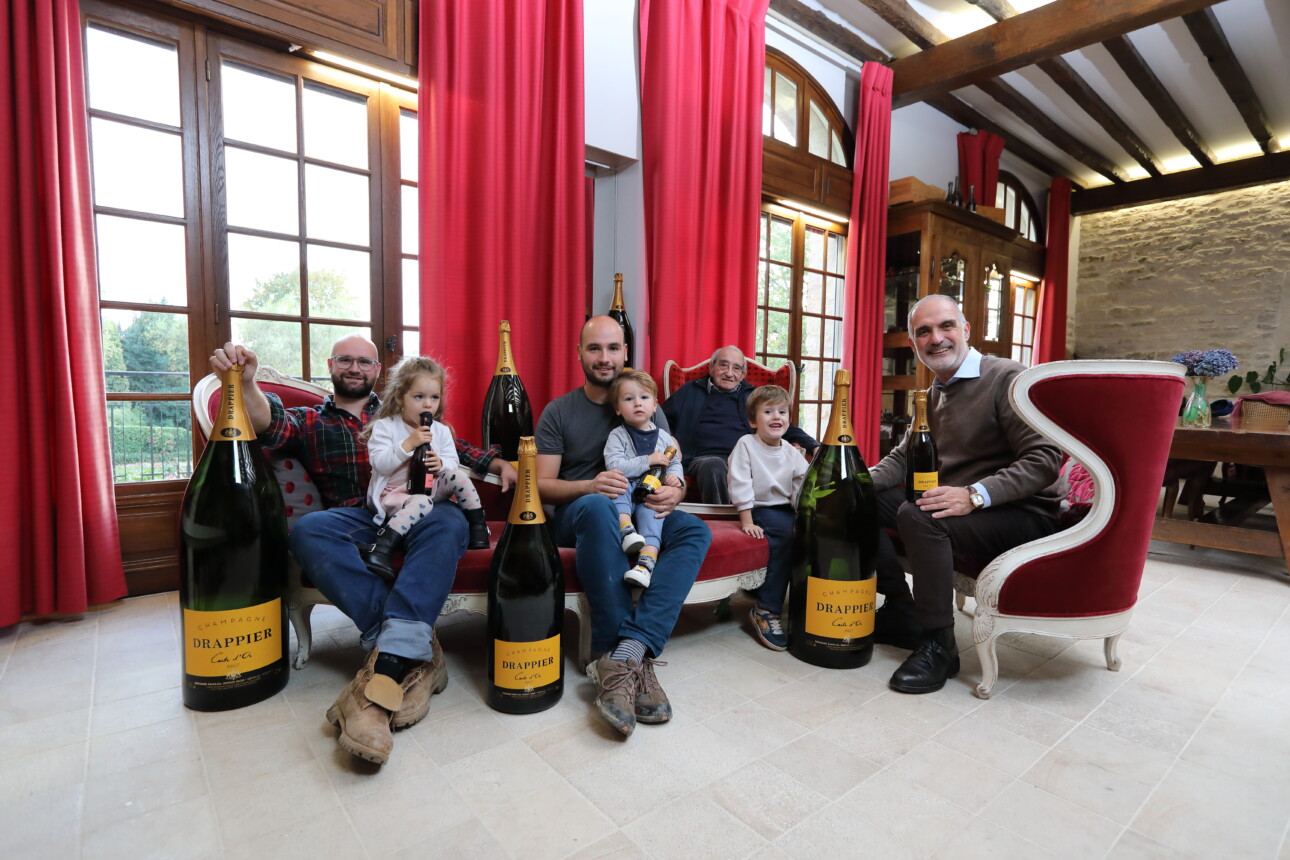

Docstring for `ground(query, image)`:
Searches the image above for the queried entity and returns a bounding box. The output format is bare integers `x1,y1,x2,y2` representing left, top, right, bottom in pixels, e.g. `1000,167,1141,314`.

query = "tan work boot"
634,658,672,724
588,654,638,737
325,649,404,764
392,628,449,730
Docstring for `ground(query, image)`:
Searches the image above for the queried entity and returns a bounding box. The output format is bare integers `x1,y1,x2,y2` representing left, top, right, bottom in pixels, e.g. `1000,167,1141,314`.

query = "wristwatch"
967,488,986,511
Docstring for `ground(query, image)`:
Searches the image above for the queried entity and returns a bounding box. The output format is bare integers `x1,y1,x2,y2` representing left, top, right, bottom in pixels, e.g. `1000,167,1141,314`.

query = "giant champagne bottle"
608,273,635,369
787,369,879,669
487,437,564,713
179,366,288,710
481,320,534,463
904,389,939,503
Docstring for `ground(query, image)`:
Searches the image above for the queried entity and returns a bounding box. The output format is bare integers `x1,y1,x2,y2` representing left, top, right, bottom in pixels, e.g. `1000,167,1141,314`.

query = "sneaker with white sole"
623,564,652,588
620,531,646,554
749,606,788,651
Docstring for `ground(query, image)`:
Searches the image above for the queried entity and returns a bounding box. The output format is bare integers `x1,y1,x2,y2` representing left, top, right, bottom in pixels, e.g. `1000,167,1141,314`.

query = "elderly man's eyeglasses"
330,355,379,371
714,360,745,372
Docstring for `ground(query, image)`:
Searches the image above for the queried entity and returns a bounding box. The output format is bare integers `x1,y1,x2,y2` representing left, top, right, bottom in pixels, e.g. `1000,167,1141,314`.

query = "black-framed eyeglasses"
330,355,379,371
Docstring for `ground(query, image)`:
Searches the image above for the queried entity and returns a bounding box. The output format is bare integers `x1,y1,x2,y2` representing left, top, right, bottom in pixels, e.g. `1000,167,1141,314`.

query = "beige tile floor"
3,541,1289,860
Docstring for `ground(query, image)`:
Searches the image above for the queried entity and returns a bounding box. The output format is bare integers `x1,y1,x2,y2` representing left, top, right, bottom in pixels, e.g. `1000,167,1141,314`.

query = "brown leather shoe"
392,629,449,730
588,654,638,737
633,658,672,724
325,649,403,764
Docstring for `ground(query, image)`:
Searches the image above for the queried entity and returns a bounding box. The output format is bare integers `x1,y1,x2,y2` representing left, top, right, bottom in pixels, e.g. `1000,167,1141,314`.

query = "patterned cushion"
272,457,322,528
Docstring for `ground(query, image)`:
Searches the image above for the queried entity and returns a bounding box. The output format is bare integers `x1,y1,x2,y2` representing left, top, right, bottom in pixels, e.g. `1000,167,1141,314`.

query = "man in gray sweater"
869,295,1065,694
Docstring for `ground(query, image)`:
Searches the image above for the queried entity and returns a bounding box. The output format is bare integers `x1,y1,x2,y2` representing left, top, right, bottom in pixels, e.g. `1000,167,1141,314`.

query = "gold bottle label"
913,471,939,491
494,321,517,376
183,598,282,677
611,273,626,310
211,366,256,440
804,576,875,640
912,389,930,432
640,474,662,493
493,633,561,690
820,369,855,446
508,437,545,524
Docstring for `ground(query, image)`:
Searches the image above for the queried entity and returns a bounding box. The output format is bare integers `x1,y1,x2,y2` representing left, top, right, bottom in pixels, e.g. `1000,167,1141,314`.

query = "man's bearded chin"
333,373,374,398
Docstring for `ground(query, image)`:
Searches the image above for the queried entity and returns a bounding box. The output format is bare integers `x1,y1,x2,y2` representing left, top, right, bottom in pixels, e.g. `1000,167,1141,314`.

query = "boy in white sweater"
727,385,809,651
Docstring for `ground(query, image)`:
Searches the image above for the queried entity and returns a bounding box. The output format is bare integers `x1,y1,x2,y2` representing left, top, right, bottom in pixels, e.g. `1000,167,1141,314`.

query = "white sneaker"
623,564,652,588
620,531,646,554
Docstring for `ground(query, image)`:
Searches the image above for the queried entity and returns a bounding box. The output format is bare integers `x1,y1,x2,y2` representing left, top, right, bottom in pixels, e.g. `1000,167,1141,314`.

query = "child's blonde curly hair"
361,355,448,440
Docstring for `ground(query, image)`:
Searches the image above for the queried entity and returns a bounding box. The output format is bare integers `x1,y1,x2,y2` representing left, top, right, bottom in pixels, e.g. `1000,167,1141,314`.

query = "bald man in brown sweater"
870,295,1065,694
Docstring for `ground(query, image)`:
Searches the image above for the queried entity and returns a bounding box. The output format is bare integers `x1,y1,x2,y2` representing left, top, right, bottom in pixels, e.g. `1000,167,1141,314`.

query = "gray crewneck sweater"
870,354,1065,517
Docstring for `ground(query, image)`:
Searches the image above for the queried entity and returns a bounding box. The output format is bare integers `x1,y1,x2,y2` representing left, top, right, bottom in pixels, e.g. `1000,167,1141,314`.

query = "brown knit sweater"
871,354,1065,518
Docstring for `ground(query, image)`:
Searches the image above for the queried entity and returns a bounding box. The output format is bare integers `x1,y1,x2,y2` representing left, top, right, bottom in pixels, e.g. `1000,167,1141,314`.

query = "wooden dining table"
1151,414,1290,569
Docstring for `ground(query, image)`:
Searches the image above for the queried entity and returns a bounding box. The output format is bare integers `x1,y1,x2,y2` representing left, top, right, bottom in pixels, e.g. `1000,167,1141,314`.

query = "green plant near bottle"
1228,348,1288,394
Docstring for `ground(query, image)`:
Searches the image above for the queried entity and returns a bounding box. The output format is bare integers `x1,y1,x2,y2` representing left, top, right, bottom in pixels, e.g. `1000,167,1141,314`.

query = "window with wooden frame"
1011,275,1040,366
757,49,852,441
84,1,416,487
994,171,1042,242
82,0,418,592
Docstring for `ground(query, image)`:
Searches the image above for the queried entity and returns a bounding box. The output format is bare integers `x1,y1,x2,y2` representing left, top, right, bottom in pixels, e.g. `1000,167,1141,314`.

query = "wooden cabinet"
880,200,1044,452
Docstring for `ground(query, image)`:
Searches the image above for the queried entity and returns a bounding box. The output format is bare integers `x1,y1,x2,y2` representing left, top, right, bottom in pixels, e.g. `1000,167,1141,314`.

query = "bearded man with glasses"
211,336,516,765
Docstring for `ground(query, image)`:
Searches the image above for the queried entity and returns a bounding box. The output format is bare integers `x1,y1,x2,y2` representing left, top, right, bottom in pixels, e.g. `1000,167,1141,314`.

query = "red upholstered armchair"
662,355,796,399
959,360,1185,699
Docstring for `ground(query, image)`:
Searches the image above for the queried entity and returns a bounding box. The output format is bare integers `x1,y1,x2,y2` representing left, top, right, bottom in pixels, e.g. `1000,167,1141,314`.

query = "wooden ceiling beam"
924,93,1082,187
890,0,1224,108
767,0,888,64
1035,56,1163,177
1182,8,1280,155
1102,35,1215,168
1072,150,1290,214
965,0,1019,19
977,78,1127,184
857,0,940,50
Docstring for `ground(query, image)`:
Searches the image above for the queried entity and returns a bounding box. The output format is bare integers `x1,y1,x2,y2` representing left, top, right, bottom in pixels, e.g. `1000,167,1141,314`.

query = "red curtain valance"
957,130,1005,209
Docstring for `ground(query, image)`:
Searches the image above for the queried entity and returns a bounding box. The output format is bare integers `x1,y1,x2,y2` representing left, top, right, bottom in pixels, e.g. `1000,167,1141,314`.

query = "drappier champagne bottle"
179,366,288,710
406,412,436,494
487,437,564,713
904,389,939,503
608,273,635,369
787,369,879,669
631,445,679,504
481,320,534,464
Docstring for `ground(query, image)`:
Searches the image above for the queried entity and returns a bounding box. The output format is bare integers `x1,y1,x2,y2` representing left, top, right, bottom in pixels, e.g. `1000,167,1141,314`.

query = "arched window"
756,48,852,440
995,171,1042,242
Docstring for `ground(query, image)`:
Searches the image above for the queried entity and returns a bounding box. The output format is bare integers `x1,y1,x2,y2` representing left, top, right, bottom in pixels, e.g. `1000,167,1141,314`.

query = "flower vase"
1181,377,1211,428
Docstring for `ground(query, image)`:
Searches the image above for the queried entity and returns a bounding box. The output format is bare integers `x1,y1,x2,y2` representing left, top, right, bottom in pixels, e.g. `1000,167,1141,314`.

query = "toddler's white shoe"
623,564,652,588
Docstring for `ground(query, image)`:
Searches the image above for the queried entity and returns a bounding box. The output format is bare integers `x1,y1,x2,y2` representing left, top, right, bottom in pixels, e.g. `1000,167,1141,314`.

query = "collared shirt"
260,392,495,509
931,347,991,506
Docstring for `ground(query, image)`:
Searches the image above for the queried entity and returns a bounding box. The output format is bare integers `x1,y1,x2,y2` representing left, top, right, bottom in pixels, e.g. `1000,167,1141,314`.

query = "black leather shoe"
873,598,922,650
889,625,959,694
358,526,402,583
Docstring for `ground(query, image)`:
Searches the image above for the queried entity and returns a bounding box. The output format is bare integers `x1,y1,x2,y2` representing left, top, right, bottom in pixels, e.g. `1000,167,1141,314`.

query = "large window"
83,2,416,485
757,50,851,440
995,171,1042,242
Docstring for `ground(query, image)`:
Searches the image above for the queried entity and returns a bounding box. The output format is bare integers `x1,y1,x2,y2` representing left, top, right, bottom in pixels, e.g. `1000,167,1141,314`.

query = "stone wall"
1073,179,1290,388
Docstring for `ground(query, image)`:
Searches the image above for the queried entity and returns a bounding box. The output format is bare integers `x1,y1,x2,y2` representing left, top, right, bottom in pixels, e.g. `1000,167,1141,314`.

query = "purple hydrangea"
1171,349,1239,377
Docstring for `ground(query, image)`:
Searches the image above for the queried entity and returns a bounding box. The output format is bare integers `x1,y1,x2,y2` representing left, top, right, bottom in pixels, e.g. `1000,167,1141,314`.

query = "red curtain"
841,63,893,466
419,0,585,430
585,175,595,318
957,130,1005,209
639,0,769,379
1036,177,1072,363
0,0,126,625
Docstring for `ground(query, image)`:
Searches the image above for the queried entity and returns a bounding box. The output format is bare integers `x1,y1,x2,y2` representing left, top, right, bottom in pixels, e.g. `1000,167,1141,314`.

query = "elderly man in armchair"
662,345,818,504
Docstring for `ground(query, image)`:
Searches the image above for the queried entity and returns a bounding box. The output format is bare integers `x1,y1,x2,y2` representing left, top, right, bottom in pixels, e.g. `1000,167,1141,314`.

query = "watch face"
970,492,985,509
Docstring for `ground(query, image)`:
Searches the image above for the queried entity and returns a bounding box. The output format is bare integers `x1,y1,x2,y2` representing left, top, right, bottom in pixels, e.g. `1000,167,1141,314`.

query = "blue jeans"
288,503,468,662
614,480,664,547
750,505,794,615
551,495,711,657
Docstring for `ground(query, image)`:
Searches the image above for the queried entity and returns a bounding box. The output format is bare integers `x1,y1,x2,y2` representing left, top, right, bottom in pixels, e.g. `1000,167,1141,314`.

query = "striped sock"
611,638,647,664
637,548,658,572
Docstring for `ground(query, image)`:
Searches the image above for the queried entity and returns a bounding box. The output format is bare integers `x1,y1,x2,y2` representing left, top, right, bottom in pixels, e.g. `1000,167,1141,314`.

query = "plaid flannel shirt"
260,392,497,509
